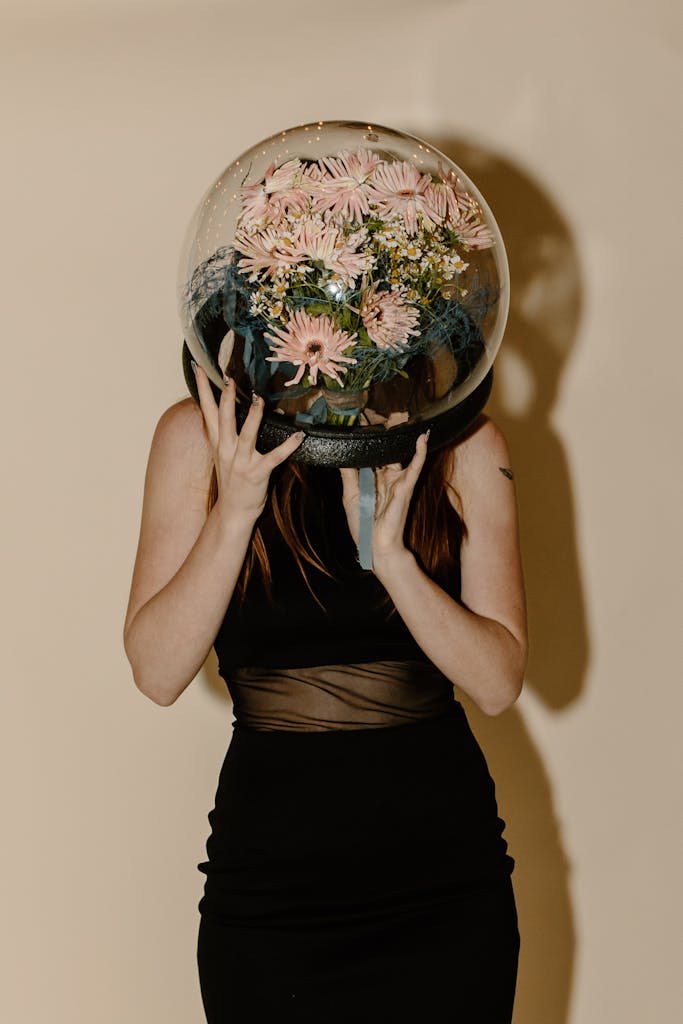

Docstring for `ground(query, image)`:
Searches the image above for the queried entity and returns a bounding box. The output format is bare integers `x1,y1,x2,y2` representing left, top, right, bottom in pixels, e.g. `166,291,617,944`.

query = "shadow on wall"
428,134,588,1024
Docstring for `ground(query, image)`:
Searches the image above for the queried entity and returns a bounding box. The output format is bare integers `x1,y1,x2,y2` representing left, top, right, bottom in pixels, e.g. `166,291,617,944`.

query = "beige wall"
2,1,680,1020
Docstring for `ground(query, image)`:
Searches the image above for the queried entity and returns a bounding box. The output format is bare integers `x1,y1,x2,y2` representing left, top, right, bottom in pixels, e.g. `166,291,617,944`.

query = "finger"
262,429,306,470
192,362,219,448
339,466,359,501
236,391,265,453
217,376,238,446
402,431,430,488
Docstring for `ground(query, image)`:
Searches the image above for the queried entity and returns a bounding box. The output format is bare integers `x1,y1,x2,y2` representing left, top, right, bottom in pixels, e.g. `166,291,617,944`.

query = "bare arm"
371,417,528,715
123,369,304,706
122,399,253,705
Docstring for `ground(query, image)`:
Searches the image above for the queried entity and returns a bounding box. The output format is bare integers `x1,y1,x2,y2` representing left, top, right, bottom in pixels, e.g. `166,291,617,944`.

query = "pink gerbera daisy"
356,283,421,351
367,160,434,234
264,309,358,387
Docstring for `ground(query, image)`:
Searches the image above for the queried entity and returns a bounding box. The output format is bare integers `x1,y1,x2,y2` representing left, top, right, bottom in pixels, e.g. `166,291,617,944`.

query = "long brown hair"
206,442,467,613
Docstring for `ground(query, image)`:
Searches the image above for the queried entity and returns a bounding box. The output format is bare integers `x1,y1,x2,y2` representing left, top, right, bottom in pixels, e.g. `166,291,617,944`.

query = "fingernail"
222,372,232,385
294,430,305,440
425,428,431,440
191,359,198,374
251,391,261,405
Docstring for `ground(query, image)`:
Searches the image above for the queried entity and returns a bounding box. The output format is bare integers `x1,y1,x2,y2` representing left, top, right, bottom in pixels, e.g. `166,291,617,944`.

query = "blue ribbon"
294,396,328,424
357,467,375,570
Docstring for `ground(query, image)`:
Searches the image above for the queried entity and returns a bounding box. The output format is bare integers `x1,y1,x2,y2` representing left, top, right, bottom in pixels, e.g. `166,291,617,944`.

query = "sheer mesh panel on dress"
226,659,456,732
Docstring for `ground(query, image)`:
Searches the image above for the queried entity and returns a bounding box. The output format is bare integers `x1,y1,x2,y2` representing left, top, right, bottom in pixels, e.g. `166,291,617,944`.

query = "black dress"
196,466,520,1023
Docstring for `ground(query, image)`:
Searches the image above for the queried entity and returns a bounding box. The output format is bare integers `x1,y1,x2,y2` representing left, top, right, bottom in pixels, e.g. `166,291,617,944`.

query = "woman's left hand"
339,430,430,566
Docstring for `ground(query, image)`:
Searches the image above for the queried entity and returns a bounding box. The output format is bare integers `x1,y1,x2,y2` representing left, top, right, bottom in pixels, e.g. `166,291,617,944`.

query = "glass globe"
178,120,509,466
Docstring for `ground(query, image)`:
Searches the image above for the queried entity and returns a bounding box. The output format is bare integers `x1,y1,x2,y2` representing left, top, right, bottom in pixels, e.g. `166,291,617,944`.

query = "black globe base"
182,341,493,469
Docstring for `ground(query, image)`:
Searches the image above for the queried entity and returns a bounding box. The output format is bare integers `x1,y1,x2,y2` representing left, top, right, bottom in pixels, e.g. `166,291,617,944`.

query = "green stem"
326,411,359,427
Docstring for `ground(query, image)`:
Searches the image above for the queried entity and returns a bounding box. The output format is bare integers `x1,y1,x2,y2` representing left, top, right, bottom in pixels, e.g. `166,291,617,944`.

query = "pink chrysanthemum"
448,208,494,250
234,226,301,278
436,166,494,249
239,159,309,230
357,283,421,351
264,309,358,387
313,148,383,221
423,181,457,227
289,220,373,287
367,160,434,234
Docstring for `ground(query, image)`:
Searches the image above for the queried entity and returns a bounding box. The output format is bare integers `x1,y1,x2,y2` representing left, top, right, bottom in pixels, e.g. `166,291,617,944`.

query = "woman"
123,362,528,1022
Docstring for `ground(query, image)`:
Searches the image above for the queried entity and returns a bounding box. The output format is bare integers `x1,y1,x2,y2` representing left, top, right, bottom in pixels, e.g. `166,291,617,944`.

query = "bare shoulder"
148,396,213,493
447,413,514,483
152,395,210,458
443,414,517,522
453,414,512,474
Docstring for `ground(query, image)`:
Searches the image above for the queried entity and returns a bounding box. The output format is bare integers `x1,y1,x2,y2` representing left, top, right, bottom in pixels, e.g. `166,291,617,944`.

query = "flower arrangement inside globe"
178,120,509,471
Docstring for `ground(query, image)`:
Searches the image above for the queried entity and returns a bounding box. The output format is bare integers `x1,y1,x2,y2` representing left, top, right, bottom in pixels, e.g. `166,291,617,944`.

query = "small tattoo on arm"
499,466,514,480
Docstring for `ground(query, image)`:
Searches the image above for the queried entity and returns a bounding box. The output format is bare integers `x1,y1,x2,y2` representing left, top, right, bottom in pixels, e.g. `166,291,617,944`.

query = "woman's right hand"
193,361,305,523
